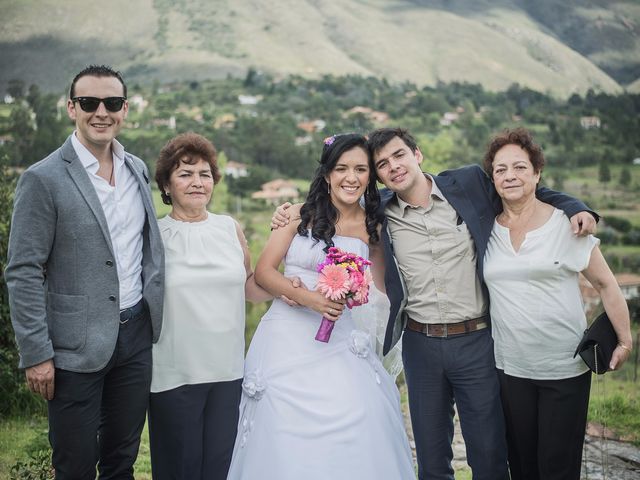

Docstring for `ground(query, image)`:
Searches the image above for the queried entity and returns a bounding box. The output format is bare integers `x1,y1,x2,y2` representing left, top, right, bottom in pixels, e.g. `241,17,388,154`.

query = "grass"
0,416,49,479
133,422,152,479
587,330,640,446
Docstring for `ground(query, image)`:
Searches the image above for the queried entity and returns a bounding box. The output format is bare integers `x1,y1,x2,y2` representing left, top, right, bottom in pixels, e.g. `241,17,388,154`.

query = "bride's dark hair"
297,133,382,251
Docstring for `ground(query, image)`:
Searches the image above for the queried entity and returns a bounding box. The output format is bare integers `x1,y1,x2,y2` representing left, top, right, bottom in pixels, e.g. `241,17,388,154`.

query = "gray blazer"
5,135,164,372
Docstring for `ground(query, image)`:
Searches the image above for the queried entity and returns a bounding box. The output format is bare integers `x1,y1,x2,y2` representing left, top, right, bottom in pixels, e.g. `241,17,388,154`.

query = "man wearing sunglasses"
6,65,164,479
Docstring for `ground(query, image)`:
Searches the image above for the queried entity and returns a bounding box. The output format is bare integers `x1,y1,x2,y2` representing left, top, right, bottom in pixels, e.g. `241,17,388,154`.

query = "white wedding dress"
227,234,415,480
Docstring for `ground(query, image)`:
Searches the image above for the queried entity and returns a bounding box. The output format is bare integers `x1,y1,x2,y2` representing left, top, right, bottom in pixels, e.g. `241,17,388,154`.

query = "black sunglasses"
72,96,127,113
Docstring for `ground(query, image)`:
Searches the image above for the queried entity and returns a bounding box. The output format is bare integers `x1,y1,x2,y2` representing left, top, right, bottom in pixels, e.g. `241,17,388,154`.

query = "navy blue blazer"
380,165,597,355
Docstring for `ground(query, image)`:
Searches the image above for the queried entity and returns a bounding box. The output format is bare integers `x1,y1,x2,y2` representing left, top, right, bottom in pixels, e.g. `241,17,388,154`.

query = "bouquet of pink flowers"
315,247,372,342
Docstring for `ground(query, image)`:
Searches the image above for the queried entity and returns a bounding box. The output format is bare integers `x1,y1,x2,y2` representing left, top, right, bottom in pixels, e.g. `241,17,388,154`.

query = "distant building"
214,113,236,129
4,94,14,104
579,272,640,317
295,135,313,146
152,116,176,130
343,106,389,124
297,119,326,134
251,179,300,205
580,116,601,129
579,274,601,316
238,95,262,105
616,273,640,301
440,112,459,126
129,94,148,113
225,161,249,179
632,158,640,166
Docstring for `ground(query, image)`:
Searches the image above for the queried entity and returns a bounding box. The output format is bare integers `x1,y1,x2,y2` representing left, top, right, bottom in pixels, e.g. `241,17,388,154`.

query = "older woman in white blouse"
482,128,632,480
149,132,271,480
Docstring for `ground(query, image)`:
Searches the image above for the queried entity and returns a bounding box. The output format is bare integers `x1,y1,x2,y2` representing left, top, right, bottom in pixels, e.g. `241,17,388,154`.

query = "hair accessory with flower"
323,135,336,146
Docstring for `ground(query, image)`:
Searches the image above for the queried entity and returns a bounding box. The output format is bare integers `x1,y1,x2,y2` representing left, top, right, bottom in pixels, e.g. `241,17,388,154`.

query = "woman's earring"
327,183,331,194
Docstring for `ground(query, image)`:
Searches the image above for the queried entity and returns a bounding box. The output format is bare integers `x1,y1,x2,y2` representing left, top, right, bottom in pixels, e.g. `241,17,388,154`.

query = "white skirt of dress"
227,300,415,480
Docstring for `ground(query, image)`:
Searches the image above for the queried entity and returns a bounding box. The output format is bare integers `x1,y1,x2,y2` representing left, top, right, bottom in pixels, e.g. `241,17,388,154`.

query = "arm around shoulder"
536,186,599,225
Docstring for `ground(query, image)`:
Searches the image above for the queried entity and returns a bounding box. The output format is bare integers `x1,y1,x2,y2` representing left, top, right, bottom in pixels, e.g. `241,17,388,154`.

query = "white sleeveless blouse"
151,213,246,393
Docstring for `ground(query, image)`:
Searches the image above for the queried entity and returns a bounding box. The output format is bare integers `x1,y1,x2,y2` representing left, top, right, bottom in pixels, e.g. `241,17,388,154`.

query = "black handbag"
574,312,618,374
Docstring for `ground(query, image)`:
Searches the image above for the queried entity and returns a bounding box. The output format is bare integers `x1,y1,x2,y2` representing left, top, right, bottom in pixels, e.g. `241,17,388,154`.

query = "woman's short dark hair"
155,132,221,205
483,127,545,176
298,133,382,249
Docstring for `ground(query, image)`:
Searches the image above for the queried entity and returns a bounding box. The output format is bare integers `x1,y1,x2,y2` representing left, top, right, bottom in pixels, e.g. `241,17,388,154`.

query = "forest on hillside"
3,71,639,179
3,72,640,255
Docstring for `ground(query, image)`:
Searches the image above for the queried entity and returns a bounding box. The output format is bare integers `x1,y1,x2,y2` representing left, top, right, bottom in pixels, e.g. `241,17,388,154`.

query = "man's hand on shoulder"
570,212,597,236
270,202,293,230
25,359,55,400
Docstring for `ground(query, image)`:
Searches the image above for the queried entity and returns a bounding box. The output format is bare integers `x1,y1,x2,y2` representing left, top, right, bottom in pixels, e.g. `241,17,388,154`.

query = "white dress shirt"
71,132,145,309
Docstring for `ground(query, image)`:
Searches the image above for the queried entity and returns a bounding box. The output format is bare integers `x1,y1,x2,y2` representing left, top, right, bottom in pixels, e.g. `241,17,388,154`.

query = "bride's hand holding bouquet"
315,247,372,342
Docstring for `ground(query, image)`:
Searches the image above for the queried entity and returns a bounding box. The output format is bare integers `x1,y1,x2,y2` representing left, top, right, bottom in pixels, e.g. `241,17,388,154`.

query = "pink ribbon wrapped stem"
315,317,335,343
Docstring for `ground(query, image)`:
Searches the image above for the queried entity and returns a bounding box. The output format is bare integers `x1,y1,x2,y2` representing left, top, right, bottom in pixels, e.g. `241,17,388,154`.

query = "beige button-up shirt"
385,175,487,324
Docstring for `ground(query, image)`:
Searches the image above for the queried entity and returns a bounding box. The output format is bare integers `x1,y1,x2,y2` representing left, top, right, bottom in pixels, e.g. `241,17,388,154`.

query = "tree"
619,167,631,187
8,104,36,166
551,170,566,191
0,154,46,416
6,78,25,99
598,160,611,184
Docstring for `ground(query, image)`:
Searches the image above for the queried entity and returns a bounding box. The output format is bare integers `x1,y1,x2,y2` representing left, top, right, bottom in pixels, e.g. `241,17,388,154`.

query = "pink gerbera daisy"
317,264,350,301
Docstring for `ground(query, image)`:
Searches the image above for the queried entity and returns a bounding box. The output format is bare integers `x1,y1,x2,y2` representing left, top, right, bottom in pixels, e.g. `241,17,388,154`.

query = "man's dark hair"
69,65,127,98
367,127,418,157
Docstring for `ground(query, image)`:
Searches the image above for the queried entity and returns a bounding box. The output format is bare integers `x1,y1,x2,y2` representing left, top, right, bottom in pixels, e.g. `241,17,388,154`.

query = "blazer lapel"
62,137,115,254
124,155,155,219
433,174,489,280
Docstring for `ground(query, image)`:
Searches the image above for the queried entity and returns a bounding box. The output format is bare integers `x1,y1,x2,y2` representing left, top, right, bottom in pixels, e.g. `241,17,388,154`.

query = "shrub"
604,215,632,233
622,229,640,246
0,155,46,417
9,449,53,480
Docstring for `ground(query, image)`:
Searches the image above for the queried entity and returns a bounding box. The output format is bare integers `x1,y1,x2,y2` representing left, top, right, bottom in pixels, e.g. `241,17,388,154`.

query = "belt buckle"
426,323,447,338
119,307,130,325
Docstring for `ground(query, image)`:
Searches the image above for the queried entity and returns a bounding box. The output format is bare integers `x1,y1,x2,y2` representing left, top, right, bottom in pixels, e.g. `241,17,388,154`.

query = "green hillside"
0,0,638,97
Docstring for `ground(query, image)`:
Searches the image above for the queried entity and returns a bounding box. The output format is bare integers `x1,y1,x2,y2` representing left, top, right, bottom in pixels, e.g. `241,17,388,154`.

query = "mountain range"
1,0,639,97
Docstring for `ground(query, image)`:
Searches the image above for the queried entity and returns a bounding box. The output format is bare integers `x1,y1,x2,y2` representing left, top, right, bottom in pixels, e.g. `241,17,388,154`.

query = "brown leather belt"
406,315,489,338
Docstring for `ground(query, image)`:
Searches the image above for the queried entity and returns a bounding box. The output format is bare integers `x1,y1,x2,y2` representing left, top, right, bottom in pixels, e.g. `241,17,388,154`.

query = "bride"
227,133,414,479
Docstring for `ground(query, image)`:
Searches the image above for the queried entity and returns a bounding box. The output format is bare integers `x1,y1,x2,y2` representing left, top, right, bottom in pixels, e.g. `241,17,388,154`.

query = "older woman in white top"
482,128,632,480
149,133,271,480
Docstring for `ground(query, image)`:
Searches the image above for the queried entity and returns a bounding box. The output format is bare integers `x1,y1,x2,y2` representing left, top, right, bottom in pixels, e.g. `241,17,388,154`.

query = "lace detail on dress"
239,371,266,447
348,330,381,385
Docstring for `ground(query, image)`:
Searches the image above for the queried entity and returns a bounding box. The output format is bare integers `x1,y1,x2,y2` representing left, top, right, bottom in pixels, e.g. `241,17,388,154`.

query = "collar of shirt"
395,173,445,215
71,131,126,175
